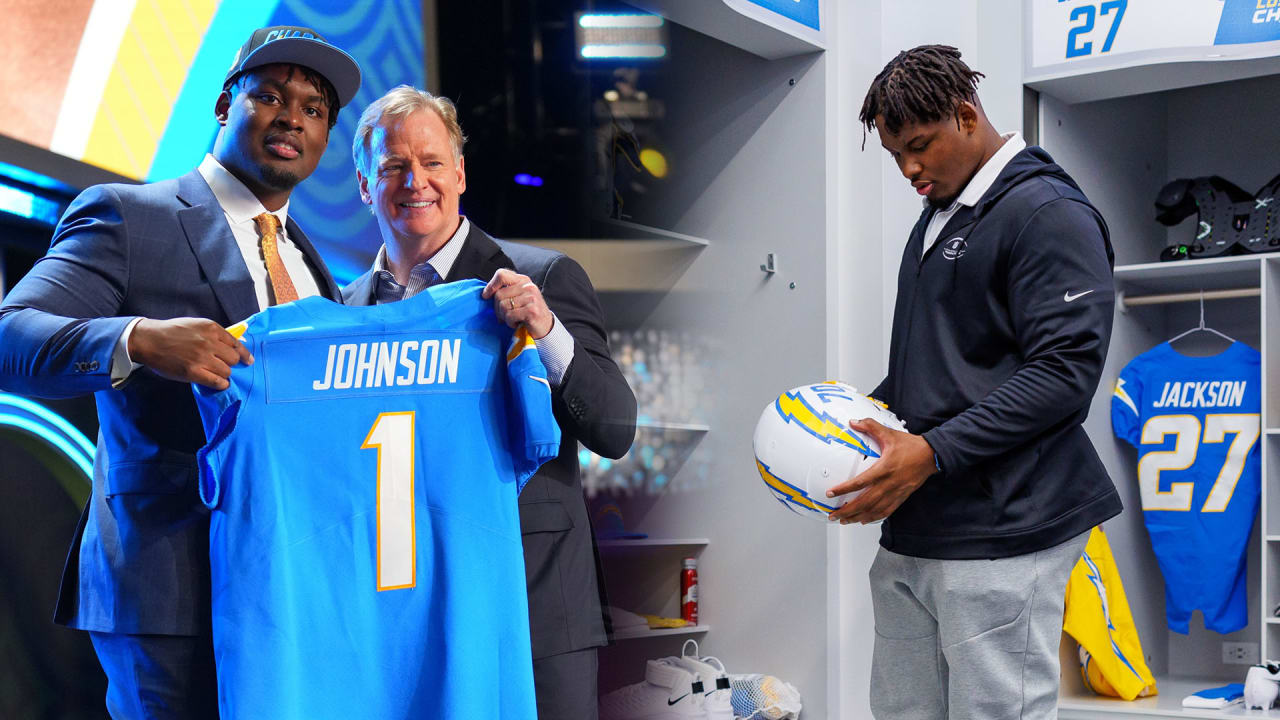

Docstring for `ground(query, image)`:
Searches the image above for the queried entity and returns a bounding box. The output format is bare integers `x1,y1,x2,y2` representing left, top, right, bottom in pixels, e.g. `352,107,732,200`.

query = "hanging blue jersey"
192,279,559,720
1111,341,1261,634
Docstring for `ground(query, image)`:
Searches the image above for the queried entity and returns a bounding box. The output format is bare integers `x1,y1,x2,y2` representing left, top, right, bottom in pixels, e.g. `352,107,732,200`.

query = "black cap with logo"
224,26,361,108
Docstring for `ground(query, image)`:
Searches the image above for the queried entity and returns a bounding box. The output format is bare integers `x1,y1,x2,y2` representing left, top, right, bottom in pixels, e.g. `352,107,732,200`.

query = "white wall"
825,1,1026,716
823,1,885,716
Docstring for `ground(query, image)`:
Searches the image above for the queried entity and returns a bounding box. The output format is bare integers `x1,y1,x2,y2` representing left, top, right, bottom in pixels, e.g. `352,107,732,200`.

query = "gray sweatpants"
868,531,1089,720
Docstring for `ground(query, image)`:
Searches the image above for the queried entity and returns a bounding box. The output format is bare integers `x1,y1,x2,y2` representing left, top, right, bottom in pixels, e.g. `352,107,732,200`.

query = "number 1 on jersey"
362,412,416,591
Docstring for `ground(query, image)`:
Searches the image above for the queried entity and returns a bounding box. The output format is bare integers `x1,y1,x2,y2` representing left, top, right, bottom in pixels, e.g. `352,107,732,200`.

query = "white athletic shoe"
672,640,734,720
1245,662,1280,710
599,657,709,720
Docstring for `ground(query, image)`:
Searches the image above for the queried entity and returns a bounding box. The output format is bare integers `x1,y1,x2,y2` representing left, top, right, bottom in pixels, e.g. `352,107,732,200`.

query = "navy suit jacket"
343,223,637,659
0,169,340,634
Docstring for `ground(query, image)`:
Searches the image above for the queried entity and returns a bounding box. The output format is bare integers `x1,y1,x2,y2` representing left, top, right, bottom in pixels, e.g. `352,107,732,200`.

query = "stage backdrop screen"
0,0,423,283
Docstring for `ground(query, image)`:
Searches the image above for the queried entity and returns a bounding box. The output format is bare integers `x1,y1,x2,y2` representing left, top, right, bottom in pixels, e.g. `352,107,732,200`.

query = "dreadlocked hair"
858,45,984,148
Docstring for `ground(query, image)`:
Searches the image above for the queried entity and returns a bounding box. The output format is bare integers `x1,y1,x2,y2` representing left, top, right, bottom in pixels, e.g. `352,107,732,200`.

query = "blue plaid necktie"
374,263,442,304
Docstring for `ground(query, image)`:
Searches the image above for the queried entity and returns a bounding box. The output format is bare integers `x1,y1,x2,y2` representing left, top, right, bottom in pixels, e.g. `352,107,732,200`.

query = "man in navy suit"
0,27,360,719
343,86,637,719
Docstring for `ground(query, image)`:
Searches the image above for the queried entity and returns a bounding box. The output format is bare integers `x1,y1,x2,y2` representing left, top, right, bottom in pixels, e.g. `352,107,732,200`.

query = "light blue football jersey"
192,279,559,719
1111,341,1261,634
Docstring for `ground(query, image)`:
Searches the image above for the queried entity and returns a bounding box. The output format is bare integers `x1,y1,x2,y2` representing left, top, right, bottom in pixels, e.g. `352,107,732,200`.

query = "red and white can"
680,557,698,624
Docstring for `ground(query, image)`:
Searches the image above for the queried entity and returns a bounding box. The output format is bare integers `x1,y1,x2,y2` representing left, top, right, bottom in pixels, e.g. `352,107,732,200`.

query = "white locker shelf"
1060,676,1280,719
612,624,710,641
598,537,710,551
1114,256,1263,297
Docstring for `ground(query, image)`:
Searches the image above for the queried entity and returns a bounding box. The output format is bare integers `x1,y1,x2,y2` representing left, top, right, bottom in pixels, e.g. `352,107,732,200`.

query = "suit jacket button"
89,360,100,371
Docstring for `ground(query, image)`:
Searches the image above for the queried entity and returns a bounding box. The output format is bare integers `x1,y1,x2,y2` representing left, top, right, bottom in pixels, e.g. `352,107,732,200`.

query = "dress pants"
535,646,599,720
89,631,218,720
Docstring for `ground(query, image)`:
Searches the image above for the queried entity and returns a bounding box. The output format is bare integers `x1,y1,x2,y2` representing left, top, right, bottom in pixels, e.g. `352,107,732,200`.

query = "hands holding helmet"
824,419,938,525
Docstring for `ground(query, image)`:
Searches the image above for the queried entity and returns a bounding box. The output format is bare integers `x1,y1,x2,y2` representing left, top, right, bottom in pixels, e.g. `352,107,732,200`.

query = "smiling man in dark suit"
0,27,360,719
344,85,637,719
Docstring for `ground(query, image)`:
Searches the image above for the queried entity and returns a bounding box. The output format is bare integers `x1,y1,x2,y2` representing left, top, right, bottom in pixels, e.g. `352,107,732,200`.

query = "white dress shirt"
111,154,325,381
371,216,472,296
922,132,1026,257
370,217,576,386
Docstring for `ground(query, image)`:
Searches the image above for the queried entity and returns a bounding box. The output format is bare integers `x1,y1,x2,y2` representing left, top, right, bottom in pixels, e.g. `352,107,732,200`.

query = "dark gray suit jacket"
0,170,341,634
343,222,636,659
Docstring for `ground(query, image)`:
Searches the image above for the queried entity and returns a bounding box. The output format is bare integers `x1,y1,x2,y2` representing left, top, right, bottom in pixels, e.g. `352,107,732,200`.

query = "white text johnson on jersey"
312,339,461,391
1151,380,1249,409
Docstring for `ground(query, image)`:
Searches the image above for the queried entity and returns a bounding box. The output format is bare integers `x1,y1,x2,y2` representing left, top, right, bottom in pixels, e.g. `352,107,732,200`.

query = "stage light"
0,392,95,477
581,44,667,59
576,12,667,61
0,185,35,219
0,161,76,195
0,182,65,226
578,14,664,29
639,149,668,178
514,173,545,187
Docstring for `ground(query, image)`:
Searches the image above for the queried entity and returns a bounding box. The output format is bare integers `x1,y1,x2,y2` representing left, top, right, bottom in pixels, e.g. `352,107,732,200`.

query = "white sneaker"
672,640,734,720
600,658,708,720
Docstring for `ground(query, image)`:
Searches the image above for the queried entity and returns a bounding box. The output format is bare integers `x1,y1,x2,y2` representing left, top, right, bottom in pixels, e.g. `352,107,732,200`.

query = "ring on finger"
507,298,516,311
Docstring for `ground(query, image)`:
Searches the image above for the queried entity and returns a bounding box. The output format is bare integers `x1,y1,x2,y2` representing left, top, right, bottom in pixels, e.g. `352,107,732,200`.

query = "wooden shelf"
612,624,710,641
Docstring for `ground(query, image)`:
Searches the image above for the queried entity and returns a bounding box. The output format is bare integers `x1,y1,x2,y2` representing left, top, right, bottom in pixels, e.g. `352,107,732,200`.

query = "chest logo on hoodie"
942,237,967,260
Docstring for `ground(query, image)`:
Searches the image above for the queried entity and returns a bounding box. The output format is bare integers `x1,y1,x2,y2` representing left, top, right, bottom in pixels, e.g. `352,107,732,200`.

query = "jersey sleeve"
192,319,257,510
506,327,562,491
1110,359,1143,448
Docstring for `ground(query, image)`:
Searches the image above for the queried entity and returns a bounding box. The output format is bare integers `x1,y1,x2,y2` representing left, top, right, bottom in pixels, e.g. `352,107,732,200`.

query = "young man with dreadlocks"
825,45,1123,718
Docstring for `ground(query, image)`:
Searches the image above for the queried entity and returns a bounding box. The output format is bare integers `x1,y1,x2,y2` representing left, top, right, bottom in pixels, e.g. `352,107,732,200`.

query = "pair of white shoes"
599,641,735,720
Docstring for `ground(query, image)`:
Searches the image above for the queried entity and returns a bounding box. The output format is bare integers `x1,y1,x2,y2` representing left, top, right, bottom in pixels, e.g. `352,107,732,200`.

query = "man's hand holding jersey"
483,268,554,339
129,317,253,391
826,418,938,525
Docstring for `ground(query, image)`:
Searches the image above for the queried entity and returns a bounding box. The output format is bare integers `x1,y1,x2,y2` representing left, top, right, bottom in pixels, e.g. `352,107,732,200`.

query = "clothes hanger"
1168,289,1235,345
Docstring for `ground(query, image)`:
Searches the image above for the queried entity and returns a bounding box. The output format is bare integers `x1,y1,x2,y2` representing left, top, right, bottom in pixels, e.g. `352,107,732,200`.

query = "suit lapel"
175,171,258,324
344,271,377,306
446,223,514,283
286,219,341,301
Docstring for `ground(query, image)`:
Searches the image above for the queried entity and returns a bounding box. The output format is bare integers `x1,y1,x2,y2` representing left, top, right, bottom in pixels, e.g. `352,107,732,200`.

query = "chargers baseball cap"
224,26,361,107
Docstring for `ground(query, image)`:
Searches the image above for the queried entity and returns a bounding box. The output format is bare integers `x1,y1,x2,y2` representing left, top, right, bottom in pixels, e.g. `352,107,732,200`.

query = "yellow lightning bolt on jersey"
506,327,537,363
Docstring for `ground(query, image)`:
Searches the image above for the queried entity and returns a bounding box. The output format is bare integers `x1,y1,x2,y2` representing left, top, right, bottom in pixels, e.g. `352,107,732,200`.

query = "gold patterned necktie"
253,212,299,305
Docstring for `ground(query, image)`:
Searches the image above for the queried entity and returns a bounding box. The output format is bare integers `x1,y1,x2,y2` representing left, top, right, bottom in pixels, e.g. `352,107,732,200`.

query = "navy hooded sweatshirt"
871,146,1123,560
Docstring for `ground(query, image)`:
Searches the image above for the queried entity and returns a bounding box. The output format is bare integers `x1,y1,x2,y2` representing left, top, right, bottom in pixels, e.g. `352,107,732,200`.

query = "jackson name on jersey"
1140,379,1248,409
